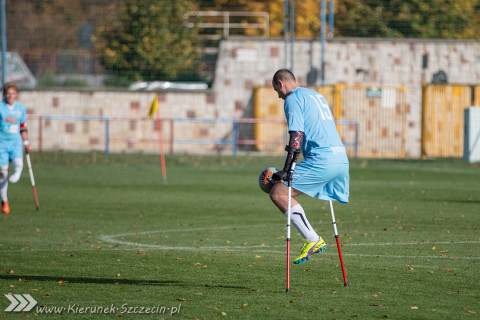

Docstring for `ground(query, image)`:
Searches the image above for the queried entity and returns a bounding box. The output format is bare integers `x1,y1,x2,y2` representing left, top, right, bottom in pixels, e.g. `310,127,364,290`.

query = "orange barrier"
421,84,473,158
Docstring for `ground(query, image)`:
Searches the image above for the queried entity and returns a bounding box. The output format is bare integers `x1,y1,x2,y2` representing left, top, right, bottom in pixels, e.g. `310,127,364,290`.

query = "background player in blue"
0,82,31,214
270,69,349,264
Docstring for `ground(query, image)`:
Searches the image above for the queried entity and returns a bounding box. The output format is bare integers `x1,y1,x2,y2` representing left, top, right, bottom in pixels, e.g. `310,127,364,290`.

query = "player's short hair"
3,82,18,95
272,69,296,86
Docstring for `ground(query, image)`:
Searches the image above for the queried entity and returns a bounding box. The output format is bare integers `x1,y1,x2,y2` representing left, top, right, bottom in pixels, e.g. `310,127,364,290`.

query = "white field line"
5,247,480,261
93,225,480,260
364,165,480,175
3,243,480,261
98,219,400,239
2,224,479,260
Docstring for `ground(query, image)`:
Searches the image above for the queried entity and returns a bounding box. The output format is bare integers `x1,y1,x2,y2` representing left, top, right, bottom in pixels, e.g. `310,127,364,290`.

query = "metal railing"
27,115,359,157
187,11,269,40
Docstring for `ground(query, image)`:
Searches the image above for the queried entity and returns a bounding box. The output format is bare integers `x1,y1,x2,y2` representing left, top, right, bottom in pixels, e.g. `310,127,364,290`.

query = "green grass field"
1,153,479,319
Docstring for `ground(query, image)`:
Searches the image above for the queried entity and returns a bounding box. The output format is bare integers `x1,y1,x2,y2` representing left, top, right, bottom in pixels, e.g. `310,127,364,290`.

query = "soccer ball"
258,167,279,193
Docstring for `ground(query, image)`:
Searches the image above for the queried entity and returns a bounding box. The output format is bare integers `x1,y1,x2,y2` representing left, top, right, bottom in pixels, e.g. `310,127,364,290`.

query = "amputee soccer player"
270,69,349,264
0,82,31,214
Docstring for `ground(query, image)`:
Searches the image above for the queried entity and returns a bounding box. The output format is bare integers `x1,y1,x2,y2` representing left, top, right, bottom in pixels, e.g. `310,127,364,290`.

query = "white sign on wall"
464,106,480,163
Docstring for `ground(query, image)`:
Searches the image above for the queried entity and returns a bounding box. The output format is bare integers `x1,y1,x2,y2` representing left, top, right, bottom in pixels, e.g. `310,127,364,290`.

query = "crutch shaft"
329,201,348,286
25,151,40,210
286,174,292,292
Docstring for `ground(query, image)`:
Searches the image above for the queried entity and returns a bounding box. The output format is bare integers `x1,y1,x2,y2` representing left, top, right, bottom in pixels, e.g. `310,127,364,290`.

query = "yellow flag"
148,94,158,118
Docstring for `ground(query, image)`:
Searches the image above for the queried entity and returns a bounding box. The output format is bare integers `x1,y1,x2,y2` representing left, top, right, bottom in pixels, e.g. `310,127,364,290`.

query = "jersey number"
310,94,333,120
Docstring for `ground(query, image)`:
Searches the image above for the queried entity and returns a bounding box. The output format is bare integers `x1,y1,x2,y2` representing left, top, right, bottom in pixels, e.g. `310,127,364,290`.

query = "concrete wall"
18,38,480,157
19,90,221,154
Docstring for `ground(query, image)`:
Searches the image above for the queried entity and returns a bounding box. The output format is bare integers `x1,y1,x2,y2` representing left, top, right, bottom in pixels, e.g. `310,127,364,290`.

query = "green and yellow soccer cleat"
293,238,326,264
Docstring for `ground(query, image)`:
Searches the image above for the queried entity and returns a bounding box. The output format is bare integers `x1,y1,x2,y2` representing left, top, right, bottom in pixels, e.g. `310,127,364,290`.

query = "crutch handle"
286,149,301,180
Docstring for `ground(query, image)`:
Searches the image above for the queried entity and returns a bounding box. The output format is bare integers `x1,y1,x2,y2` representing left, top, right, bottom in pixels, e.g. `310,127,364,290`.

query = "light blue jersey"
0,101,26,142
0,101,26,165
284,87,348,163
283,87,349,203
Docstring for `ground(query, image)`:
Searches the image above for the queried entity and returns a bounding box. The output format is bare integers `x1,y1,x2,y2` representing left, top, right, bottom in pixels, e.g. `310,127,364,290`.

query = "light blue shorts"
0,139,23,167
285,160,349,203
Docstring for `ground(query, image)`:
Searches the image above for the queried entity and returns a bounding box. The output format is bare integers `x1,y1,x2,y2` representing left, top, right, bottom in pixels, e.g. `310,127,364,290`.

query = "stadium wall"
18,38,480,158
214,37,480,158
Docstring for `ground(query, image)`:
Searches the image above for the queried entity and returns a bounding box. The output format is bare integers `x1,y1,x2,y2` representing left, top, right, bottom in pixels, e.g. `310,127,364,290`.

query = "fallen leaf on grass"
221,312,227,316
58,280,64,284
176,298,186,301
369,303,384,307
6,269,14,274
204,307,223,315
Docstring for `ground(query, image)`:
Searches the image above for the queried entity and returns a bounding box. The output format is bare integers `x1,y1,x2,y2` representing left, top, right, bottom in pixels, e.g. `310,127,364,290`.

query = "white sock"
284,204,320,242
0,167,8,202
9,158,23,183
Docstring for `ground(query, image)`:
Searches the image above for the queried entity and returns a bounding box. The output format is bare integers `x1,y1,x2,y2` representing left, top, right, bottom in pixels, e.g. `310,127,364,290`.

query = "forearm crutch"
286,150,300,293
25,146,39,210
329,200,347,286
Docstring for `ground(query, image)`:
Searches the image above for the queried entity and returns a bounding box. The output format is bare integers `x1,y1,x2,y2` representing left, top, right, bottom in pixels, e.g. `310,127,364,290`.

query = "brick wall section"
18,38,480,157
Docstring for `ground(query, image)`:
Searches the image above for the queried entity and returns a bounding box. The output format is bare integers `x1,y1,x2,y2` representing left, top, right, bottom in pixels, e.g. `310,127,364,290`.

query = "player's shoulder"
15,102,27,111
294,87,324,100
0,101,8,113
287,87,311,100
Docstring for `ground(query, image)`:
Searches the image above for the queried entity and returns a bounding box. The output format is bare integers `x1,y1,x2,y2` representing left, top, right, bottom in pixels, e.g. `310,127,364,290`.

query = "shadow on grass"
0,275,248,289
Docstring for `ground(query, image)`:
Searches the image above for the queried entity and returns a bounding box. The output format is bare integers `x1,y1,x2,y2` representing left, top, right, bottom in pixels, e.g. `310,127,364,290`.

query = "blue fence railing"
28,115,359,157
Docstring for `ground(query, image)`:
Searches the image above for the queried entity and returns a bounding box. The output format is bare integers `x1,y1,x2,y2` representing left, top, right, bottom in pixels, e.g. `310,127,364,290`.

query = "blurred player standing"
270,69,349,264
0,82,31,214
